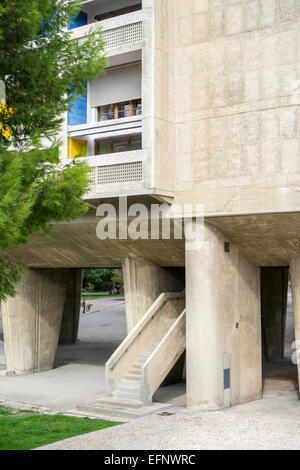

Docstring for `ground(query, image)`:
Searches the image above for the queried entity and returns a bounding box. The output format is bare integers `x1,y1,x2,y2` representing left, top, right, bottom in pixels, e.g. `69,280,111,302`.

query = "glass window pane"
99,105,114,121
118,102,130,118
95,139,111,155
113,137,129,153
133,99,142,116
131,134,142,150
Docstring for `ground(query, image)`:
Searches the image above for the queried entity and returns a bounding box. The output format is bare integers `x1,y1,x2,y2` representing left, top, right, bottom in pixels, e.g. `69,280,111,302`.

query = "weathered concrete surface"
261,267,289,361
1,269,69,375
59,269,83,345
186,223,261,410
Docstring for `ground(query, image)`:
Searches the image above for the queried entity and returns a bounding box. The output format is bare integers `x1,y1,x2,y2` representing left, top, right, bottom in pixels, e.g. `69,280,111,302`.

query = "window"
97,100,142,122
95,4,142,22
95,134,142,155
98,104,115,121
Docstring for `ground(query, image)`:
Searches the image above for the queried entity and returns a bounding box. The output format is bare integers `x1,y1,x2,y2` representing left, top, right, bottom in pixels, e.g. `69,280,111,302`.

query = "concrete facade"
1,0,300,410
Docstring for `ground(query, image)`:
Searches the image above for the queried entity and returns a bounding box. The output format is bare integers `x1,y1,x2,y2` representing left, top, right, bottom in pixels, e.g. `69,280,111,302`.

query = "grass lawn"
0,405,122,450
81,293,124,300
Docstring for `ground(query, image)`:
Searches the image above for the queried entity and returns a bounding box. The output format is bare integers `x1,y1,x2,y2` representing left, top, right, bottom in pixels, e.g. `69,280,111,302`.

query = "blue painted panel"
224,368,230,390
68,11,88,30
68,83,87,126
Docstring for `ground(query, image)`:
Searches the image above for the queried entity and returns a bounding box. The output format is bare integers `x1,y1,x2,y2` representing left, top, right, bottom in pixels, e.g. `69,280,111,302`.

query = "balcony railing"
65,149,149,196
67,115,142,139
71,10,143,52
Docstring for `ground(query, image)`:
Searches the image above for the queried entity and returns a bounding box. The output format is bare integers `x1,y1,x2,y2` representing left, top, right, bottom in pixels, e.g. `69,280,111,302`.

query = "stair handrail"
106,292,185,372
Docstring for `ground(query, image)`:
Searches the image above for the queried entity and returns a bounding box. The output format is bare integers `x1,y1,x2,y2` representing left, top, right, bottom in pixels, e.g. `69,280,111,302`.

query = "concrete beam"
2,269,68,374
186,223,261,410
59,269,83,344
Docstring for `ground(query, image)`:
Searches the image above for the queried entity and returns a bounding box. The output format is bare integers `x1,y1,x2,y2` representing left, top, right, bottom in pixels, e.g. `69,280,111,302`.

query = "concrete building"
1,0,300,413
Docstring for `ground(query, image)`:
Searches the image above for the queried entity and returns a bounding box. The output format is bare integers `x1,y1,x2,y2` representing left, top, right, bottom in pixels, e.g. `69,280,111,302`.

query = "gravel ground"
40,408,300,450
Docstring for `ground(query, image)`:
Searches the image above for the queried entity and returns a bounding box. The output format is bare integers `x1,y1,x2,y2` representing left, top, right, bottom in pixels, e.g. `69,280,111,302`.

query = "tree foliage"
82,269,123,293
0,0,107,300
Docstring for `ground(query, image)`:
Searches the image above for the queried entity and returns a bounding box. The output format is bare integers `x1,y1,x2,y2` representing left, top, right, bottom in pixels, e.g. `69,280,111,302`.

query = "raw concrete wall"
186,222,262,410
154,0,300,216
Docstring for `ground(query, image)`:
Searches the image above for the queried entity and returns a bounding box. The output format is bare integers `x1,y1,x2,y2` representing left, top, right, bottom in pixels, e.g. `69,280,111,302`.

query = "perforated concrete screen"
103,21,142,49
95,161,143,185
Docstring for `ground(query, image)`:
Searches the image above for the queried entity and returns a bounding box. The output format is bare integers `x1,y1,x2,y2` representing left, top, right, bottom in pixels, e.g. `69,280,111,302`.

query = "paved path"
81,297,125,314
0,302,127,411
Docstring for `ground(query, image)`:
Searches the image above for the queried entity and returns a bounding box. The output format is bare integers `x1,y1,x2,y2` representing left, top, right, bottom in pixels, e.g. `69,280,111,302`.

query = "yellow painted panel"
67,137,88,159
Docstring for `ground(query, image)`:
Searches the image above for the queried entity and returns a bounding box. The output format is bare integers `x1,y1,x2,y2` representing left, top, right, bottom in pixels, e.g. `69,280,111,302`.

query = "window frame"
97,99,142,122
94,133,142,155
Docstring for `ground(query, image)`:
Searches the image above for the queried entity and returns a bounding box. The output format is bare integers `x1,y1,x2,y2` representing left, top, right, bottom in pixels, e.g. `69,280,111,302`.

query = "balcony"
71,10,143,54
72,148,151,198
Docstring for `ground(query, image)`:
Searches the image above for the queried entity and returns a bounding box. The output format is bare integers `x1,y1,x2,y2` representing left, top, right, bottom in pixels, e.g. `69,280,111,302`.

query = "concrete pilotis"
59,269,83,344
122,256,184,333
2,269,68,374
185,223,261,410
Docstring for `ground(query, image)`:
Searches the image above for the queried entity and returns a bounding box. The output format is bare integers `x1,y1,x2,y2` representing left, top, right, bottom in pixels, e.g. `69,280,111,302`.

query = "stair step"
118,383,141,393
97,397,144,409
123,374,141,382
131,363,142,369
112,390,141,400
74,402,173,420
128,367,141,376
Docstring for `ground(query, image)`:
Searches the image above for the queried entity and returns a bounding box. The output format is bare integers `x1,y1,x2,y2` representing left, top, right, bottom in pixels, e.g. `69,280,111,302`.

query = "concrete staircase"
112,329,173,401
73,292,186,420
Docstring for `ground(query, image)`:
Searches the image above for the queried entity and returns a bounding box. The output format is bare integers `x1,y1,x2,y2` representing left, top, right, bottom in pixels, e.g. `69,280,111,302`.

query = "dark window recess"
95,4,142,22
95,134,142,155
224,369,230,390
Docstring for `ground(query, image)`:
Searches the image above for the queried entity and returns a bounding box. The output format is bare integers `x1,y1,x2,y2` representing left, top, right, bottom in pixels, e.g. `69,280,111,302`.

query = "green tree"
111,269,123,293
82,269,114,293
0,0,107,300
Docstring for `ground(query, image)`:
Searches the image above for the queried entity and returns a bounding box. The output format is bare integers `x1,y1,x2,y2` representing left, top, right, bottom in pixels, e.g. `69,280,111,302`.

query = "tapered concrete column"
290,257,300,392
261,267,289,361
122,256,184,332
59,269,83,344
2,269,68,374
186,223,261,410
